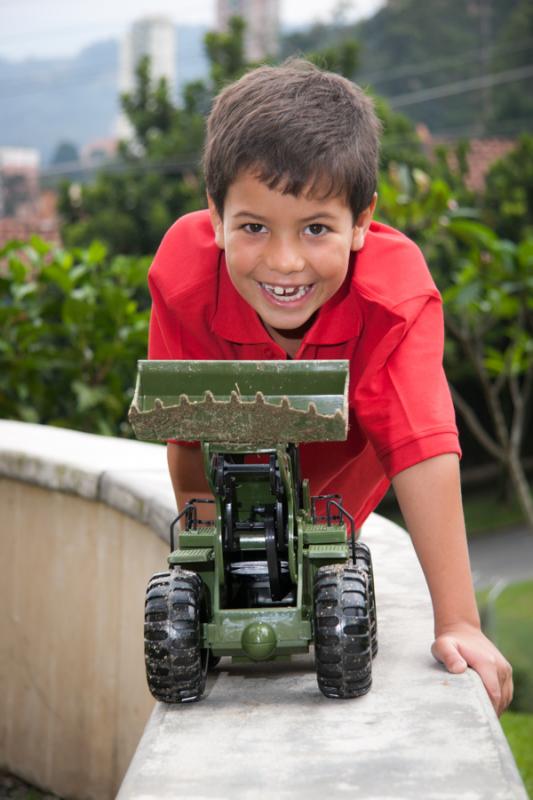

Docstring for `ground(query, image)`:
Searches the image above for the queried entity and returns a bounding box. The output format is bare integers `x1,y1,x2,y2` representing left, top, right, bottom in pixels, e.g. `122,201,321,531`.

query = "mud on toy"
129,359,377,702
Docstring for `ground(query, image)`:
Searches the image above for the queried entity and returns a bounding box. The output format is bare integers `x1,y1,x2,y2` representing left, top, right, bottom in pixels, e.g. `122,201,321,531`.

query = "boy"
147,60,512,715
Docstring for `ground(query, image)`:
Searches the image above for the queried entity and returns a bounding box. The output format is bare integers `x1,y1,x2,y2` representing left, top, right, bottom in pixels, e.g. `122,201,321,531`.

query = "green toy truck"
128,359,377,702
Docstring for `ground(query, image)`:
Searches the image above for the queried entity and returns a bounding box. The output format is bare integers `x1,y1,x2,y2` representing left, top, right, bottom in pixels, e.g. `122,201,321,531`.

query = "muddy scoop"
128,359,349,444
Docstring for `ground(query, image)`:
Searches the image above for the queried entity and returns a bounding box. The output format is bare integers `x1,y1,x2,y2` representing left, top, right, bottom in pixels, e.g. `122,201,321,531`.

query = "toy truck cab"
129,360,377,702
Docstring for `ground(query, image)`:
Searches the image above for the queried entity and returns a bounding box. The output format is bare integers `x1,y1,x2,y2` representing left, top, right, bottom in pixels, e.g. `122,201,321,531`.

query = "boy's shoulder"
354,221,439,309
148,210,220,304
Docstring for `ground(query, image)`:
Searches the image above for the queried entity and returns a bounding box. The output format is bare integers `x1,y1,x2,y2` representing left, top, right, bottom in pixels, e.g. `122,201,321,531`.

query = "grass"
500,712,533,798
477,581,533,796
479,581,533,712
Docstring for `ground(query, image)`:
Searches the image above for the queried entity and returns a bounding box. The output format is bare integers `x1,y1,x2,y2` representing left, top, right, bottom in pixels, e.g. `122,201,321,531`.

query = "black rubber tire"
208,653,221,670
144,568,208,703
314,564,372,699
354,542,378,657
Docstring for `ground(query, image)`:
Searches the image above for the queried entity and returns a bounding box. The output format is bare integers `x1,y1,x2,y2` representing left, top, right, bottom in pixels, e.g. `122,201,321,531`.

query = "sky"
0,0,385,61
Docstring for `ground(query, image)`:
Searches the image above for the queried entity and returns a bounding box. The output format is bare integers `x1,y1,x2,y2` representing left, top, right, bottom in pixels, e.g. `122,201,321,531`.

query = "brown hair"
203,59,381,219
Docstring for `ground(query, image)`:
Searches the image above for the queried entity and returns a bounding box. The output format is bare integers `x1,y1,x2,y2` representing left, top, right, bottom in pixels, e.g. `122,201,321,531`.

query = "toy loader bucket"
128,359,349,444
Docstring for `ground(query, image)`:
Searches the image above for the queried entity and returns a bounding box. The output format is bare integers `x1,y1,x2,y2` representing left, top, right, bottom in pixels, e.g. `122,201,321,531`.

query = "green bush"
0,237,151,436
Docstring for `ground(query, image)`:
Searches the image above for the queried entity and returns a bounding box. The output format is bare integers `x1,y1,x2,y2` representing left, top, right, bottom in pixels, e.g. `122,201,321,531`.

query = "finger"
431,636,468,673
464,647,513,716
460,649,502,714
480,668,502,714
499,662,514,715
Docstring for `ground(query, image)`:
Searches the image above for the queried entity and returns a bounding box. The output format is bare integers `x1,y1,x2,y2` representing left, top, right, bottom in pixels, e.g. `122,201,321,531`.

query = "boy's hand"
431,622,513,716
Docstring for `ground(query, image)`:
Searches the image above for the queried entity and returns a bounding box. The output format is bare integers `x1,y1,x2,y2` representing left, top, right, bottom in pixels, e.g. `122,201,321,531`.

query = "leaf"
448,219,498,249
86,240,108,265
7,256,28,283
12,282,38,302
484,348,506,376
42,263,72,293
517,240,533,269
454,281,482,309
72,380,109,412
448,207,480,220
28,235,52,256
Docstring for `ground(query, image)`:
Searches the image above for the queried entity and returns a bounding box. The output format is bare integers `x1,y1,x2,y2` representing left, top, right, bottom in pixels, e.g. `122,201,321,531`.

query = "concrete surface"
0,420,173,541
118,512,527,800
0,421,174,798
0,421,527,800
0,485,168,798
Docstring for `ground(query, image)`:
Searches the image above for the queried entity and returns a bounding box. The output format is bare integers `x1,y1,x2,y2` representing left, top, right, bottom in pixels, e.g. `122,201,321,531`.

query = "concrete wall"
0,421,173,799
0,421,528,800
1,480,167,797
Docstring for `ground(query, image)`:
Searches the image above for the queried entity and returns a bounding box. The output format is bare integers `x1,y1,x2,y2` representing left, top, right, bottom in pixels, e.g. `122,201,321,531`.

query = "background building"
117,16,177,139
0,147,60,245
217,0,280,61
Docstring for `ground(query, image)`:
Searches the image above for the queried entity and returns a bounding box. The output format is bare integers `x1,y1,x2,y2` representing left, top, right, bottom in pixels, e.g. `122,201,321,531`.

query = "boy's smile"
208,171,376,354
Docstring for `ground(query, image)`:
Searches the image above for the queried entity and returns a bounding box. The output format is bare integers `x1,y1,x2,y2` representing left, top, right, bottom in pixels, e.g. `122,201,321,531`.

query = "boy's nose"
264,238,305,274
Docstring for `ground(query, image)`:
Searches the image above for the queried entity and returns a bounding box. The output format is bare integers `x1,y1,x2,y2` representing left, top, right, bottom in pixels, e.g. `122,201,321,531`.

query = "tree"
441,220,533,528
204,16,250,92
306,39,359,79
482,135,533,241
50,141,80,165
58,19,255,255
489,0,533,135
377,164,533,527
58,56,206,255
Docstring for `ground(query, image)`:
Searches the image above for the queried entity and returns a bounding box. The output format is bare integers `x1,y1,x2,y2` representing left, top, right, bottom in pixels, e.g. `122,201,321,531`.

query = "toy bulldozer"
129,359,377,702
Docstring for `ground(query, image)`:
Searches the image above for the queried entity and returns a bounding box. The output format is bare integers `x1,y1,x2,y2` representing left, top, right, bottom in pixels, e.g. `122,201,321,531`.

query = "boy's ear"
350,193,378,252
207,195,225,249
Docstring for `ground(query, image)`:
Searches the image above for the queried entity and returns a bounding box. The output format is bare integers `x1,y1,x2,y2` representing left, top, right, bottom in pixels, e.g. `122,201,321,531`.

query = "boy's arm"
391,452,513,716
167,442,215,521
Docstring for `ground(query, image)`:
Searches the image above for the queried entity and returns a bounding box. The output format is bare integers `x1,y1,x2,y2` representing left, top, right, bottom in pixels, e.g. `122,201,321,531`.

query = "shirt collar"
212,252,362,346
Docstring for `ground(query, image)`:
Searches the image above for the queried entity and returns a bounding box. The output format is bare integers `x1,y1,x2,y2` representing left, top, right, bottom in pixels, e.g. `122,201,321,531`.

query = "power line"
3,57,532,107
389,64,533,109
383,115,533,144
40,155,201,180
42,115,532,180
1,30,532,94
0,49,208,87
358,36,533,85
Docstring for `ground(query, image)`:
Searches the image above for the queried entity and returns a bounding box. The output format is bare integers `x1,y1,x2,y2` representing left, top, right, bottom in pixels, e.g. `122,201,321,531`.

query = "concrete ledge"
0,420,174,540
118,511,527,800
0,421,527,800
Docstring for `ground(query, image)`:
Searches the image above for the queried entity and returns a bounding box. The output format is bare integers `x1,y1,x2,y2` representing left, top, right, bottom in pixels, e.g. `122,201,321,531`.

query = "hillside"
283,0,533,138
2,0,532,164
0,27,209,163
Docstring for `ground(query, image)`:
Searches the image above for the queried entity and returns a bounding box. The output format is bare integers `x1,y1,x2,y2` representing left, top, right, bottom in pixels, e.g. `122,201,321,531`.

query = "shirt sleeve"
355,294,461,478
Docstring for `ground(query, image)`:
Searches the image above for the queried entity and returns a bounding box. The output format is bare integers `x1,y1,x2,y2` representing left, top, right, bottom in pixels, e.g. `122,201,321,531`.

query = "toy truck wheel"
208,653,221,670
144,568,208,703
354,542,378,657
314,564,372,699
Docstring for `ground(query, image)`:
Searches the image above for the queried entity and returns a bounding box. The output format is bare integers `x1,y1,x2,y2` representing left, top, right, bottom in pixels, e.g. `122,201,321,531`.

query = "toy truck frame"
129,359,377,702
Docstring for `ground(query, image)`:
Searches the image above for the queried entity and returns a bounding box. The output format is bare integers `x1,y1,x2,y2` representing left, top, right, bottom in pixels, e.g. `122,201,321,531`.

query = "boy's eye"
242,223,267,234
305,224,329,236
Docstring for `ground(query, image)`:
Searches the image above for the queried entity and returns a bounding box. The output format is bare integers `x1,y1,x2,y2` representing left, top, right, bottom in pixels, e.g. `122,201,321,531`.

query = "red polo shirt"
148,209,460,526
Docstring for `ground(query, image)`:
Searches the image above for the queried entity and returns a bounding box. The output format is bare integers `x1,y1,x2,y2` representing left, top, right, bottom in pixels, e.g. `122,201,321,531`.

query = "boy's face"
208,170,376,345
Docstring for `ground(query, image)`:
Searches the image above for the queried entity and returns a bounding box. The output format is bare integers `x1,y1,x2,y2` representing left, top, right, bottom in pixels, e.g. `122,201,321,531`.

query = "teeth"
261,283,311,302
